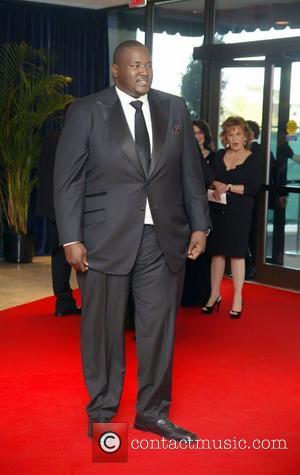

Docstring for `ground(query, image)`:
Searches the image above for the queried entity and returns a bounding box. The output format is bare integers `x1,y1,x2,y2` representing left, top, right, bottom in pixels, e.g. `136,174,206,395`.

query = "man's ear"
111,63,119,79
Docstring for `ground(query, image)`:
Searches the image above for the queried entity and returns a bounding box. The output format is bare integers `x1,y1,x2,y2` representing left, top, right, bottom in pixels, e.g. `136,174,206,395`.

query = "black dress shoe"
88,417,112,439
55,306,81,316
134,415,198,442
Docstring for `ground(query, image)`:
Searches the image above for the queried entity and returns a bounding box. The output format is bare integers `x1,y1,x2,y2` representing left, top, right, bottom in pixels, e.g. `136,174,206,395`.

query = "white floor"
0,256,78,310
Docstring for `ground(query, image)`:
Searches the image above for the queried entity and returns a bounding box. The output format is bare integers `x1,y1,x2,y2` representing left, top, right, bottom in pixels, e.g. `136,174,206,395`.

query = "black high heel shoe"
230,301,243,319
202,296,222,315
229,309,242,319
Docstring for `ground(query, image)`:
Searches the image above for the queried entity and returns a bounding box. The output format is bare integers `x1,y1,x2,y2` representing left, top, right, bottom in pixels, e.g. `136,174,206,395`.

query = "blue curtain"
0,0,109,96
0,0,109,255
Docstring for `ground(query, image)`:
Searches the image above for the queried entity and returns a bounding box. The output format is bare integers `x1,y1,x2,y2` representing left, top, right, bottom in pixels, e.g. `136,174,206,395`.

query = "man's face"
111,46,153,98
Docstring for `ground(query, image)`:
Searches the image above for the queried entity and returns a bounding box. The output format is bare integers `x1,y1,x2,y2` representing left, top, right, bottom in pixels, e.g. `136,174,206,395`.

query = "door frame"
256,56,300,291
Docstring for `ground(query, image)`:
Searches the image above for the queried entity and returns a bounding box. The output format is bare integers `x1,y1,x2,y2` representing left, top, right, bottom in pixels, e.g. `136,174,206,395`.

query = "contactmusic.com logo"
92,423,128,463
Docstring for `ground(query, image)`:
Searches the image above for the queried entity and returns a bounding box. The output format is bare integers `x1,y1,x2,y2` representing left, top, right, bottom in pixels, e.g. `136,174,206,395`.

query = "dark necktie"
130,100,151,174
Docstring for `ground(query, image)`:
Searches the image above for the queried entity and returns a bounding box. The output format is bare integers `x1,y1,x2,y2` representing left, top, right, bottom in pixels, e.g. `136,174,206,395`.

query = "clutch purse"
207,189,227,204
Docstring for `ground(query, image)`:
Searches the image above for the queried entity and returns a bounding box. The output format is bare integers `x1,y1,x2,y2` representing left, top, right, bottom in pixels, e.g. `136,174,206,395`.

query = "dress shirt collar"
115,86,149,107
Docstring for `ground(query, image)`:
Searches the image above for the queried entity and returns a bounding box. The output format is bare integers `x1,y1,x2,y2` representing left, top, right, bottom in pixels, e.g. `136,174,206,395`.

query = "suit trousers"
77,225,185,422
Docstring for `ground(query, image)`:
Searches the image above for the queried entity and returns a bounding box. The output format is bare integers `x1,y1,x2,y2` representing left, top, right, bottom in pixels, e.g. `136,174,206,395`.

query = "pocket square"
172,125,182,135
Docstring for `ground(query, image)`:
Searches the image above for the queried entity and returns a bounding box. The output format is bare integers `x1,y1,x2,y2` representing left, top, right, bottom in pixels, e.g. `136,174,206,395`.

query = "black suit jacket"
54,87,211,274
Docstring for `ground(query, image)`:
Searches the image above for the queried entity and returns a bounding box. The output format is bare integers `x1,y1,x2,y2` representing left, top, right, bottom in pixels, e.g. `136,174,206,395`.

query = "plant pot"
3,231,35,263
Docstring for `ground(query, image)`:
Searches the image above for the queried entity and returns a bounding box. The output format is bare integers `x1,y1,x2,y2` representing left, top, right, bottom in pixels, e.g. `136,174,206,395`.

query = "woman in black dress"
181,119,215,307
202,117,262,318
192,119,216,185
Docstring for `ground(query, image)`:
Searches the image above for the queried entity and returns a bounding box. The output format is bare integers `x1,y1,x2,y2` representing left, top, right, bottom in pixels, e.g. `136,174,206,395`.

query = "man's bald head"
113,40,148,65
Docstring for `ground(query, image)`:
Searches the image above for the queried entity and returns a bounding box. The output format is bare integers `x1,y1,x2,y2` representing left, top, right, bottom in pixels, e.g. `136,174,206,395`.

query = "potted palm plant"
0,42,72,263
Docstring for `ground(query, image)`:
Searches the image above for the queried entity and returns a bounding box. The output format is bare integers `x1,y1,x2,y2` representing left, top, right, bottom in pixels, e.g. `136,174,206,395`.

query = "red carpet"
0,279,300,474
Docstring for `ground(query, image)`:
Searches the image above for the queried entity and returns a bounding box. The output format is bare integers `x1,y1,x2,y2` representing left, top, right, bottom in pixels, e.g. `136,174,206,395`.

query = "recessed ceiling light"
275,20,289,26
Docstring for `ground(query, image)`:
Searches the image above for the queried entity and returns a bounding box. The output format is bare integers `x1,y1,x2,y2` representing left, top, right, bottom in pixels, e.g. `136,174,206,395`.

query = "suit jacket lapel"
148,91,169,178
95,88,170,179
96,89,144,178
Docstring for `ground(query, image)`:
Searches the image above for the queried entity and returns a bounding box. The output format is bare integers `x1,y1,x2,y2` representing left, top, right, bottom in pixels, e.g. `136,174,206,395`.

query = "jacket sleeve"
53,100,91,245
180,99,211,232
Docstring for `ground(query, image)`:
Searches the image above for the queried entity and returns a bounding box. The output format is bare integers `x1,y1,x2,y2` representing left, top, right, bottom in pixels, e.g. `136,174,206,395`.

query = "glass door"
207,57,300,290
262,60,300,283
218,61,265,146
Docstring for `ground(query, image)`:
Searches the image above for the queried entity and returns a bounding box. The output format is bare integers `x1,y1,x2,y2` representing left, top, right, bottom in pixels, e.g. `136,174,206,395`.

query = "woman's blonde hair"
220,116,251,150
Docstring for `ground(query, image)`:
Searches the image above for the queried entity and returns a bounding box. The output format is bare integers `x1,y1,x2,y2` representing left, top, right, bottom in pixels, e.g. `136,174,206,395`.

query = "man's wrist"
193,229,210,237
63,241,80,247
205,228,211,237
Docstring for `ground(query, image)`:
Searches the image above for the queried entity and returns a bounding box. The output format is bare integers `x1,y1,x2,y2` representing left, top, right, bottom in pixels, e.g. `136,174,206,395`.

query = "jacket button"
140,207,145,212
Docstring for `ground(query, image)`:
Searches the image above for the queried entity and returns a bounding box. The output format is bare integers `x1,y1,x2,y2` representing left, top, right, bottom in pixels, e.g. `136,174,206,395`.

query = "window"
152,0,204,118
108,7,145,85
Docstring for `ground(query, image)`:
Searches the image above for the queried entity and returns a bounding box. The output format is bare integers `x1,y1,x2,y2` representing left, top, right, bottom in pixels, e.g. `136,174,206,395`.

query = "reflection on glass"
289,62,300,177
233,56,266,61
270,68,281,163
266,192,300,270
266,63,300,270
215,0,300,44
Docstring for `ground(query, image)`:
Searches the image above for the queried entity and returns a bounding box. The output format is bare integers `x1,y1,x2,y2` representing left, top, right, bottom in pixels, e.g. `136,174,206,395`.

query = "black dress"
181,148,215,307
201,150,215,188
206,149,262,258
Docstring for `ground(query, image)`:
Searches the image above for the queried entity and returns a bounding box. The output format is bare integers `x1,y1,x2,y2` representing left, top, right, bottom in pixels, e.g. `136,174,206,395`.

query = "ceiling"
23,0,299,11
25,0,129,9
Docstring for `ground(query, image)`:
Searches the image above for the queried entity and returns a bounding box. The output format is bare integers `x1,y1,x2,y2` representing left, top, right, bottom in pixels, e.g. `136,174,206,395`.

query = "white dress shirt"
115,86,154,225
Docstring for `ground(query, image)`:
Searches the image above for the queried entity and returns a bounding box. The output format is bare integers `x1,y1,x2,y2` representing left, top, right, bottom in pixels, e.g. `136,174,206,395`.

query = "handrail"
263,184,300,193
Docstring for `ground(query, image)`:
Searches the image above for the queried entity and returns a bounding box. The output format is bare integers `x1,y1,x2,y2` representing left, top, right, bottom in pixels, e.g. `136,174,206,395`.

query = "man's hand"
187,231,207,260
64,242,88,272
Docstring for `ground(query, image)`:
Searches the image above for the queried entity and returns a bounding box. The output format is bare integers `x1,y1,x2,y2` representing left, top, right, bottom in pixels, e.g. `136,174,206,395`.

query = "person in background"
269,130,294,265
247,120,261,157
36,130,81,317
182,119,215,308
203,116,262,318
192,119,215,187
245,120,263,280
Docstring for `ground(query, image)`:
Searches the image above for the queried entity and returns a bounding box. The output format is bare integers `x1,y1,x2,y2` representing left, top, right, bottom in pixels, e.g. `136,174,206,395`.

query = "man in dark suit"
245,120,262,279
36,131,81,316
54,40,211,442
